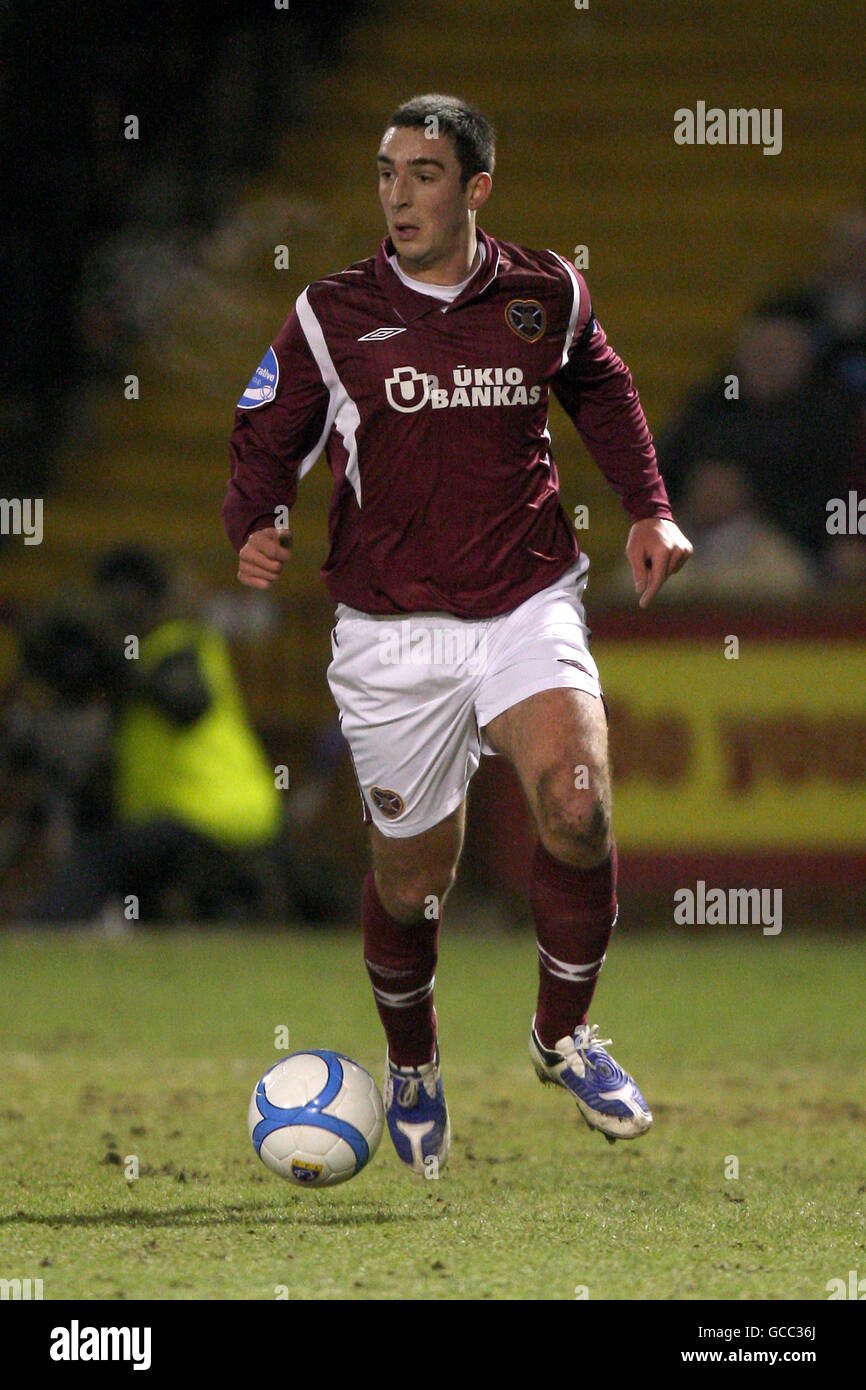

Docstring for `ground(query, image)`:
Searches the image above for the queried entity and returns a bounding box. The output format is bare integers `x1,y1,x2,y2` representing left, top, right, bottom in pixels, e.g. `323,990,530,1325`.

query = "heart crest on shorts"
370,786,405,819
505,298,546,343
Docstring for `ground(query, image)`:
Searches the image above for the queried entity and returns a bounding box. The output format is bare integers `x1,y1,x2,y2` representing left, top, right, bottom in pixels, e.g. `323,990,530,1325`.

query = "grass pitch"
1,924,864,1301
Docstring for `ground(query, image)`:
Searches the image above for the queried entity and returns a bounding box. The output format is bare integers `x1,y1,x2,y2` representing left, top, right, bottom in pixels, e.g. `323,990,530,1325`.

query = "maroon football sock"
530,839,618,1050
361,869,439,1067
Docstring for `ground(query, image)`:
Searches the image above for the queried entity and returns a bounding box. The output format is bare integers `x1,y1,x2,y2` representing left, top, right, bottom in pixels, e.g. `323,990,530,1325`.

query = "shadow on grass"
0,1200,443,1230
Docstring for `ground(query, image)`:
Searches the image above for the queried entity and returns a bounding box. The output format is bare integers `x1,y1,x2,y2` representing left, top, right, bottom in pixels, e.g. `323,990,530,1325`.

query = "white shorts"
326,556,601,838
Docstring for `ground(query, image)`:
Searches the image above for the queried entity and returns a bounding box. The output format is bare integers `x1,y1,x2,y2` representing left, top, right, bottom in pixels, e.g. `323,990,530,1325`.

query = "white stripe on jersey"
295,287,363,503
548,249,583,368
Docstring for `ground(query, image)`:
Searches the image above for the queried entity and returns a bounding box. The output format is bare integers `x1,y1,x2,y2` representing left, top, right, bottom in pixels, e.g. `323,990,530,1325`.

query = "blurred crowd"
0,0,368,509
3,0,863,922
647,207,866,601
0,547,353,926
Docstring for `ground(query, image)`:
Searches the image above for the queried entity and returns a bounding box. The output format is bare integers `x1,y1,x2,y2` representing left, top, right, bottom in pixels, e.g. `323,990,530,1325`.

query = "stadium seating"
3,0,861,732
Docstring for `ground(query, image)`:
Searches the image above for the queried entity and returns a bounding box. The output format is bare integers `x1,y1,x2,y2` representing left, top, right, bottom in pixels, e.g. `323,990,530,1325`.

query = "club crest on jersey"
238,345,279,410
505,298,546,343
369,786,406,819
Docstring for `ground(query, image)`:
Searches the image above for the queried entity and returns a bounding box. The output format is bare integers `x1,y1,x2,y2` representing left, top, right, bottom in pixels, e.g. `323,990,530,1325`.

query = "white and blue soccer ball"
248,1051,385,1187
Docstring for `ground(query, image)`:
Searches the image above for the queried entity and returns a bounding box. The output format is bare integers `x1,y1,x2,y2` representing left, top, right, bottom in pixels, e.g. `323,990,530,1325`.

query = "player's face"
377,125,487,276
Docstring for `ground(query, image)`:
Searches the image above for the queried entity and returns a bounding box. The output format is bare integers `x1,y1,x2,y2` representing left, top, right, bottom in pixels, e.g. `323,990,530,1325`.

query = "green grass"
0,927,864,1300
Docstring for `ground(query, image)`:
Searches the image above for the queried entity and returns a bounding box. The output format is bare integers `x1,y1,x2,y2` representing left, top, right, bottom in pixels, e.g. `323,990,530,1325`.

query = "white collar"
388,241,487,302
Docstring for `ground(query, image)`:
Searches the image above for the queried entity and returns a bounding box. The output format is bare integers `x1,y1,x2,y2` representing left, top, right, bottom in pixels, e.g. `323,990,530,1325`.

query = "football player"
224,94,692,1173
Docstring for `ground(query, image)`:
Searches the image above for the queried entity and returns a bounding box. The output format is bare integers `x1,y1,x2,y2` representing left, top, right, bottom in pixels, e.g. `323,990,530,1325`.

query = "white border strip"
295,288,362,502
548,249,582,368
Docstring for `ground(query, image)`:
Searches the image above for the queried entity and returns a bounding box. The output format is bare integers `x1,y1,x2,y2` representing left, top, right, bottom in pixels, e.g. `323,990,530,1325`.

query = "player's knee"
541,799,611,868
536,767,611,868
375,864,456,925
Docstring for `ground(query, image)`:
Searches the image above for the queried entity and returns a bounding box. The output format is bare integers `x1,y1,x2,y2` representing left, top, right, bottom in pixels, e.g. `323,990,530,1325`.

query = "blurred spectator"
656,310,866,577
652,458,816,601
759,208,866,398
0,597,121,911
12,546,285,923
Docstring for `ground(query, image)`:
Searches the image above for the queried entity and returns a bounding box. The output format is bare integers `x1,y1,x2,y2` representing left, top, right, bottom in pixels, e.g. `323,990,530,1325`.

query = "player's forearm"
580,418,673,522
222,440,295,553
560,326,673,522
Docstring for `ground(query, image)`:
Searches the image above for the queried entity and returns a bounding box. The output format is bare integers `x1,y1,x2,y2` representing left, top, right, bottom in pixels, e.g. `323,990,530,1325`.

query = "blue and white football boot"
384,1044,450,1175
529,1019,653,1144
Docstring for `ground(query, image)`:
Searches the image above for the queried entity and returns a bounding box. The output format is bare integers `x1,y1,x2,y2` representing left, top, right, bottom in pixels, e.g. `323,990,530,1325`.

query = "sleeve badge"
237,345,280,410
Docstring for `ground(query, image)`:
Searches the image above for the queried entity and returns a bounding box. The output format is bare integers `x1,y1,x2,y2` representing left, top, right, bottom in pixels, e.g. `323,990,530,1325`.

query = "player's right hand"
237,527,292,588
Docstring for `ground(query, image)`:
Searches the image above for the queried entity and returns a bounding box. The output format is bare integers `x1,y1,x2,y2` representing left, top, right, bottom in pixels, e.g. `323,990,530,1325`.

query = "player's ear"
466,171,492,211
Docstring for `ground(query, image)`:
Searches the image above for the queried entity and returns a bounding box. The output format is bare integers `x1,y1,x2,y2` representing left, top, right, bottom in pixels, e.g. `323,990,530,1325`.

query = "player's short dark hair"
386,94,495,186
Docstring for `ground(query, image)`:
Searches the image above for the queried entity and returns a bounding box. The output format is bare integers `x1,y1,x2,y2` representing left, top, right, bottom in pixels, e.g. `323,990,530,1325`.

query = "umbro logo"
358,326,407,341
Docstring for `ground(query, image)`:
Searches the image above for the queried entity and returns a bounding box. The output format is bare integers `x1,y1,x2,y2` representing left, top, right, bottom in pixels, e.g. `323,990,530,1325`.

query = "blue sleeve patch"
238,345,280,410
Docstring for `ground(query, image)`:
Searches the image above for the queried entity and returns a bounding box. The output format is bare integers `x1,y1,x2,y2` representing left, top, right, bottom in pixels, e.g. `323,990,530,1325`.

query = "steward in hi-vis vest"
115,617,281,850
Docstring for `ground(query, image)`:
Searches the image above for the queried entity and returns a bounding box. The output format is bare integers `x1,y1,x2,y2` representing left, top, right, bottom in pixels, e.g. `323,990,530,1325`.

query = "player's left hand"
626,517,693,608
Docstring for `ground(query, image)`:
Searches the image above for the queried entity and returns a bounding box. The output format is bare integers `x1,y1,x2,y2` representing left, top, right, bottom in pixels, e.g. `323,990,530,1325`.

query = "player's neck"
396,230,479,287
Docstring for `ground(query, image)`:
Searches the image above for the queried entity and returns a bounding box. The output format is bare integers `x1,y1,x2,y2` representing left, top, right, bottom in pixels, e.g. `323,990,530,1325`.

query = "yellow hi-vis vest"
115,619,281,848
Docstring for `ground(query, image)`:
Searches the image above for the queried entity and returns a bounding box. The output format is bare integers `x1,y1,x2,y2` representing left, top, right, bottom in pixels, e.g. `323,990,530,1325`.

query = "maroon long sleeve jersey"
223,228,672,618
